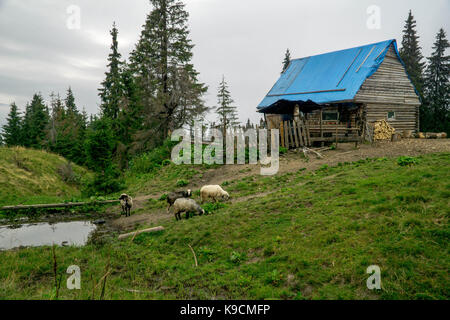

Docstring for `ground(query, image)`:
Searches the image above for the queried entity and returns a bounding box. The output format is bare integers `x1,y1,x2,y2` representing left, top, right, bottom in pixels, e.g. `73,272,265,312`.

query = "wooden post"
280,121,285,148
320,109,324,147
303,116,311,147
288,121,294,148
335,114,339,148
293,121,299,148
297,120,304,147
284,121,289,149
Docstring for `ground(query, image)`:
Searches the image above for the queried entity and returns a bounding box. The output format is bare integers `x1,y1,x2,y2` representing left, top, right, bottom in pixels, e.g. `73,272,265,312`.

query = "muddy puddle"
0,220,98,250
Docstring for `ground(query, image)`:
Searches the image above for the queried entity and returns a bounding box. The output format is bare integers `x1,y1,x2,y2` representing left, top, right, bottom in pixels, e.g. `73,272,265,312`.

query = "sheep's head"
187,189,192,197
119,194,128,200
222,192,230,201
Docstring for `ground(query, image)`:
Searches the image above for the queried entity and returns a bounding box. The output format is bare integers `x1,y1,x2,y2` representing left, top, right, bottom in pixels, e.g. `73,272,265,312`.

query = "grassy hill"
0,146,92,207
1,152,448,299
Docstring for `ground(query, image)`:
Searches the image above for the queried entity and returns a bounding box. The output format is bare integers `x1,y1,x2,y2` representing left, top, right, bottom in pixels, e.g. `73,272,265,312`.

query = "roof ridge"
290,39,395,62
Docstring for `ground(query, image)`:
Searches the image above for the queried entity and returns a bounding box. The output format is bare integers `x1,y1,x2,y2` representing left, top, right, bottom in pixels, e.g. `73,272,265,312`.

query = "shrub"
82,165,123,196
230,251,242,264
57,161,80,185
397,156,419,167
128,139,178,174
176,179,189,187
202,202,226,214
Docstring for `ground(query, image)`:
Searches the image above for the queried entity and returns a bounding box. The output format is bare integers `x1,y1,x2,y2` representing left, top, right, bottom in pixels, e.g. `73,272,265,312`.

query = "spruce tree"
2,102,22,146
65,87,79,116
23,93,49,149
129,0,207,148
423,28,450,134
282,48,291,73
85,117,121,194
399,10,425,97
99,22,124,122
47,92,66,152
216,76,239,134
21,102,33,147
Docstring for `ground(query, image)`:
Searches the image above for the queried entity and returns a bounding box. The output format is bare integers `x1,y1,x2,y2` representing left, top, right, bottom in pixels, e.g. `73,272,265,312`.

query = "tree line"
1,0,249,193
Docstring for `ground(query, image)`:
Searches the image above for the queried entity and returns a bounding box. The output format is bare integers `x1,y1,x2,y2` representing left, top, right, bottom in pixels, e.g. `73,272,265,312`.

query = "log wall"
355,45,420,133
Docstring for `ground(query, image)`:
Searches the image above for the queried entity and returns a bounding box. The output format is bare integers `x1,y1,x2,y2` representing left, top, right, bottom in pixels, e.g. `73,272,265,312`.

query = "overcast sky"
0,0,449,127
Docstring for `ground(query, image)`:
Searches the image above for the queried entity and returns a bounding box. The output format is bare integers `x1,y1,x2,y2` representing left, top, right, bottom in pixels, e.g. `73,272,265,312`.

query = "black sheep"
166,190,192,212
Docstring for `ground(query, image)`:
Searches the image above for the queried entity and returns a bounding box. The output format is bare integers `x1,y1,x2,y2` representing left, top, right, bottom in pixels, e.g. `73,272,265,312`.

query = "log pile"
415,132,447,139
373,120,396,140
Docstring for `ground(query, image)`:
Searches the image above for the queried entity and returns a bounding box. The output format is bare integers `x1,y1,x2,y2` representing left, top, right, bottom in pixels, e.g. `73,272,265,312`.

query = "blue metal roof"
258,39,405,111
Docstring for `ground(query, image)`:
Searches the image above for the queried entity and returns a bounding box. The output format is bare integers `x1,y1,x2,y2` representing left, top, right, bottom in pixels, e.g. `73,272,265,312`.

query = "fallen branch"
118,226,165,240
1,200,119,211
188,244,198,267
302,147,324,159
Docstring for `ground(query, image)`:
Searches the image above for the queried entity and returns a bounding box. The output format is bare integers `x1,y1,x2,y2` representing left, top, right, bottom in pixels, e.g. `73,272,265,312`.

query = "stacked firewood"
373,120,396,140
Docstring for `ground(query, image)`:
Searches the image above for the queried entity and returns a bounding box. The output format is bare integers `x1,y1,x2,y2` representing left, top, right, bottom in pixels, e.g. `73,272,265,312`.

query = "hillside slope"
1,151,448,299
0,147,92,206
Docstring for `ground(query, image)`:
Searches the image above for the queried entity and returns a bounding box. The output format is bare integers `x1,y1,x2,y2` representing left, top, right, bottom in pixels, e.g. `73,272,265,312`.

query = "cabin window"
322,112,339,121
387,111,396,121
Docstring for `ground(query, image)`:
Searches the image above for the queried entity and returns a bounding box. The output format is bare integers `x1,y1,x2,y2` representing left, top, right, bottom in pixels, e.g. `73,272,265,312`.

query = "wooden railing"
279,119,362,149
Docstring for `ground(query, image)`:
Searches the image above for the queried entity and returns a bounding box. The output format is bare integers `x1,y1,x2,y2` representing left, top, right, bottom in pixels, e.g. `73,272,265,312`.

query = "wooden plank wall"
355,44,420,133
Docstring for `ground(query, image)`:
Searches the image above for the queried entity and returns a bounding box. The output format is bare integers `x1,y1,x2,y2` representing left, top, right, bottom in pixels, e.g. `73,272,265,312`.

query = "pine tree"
423,28,450,134
47,92,66,152
23,93,49,149
129,0,207,148
65,87,79,117
216,76,239,134
2,102,22,146
282,48,291,73
85,117,121,194
99,22,124,122
21,102,33,147
399,10,425,97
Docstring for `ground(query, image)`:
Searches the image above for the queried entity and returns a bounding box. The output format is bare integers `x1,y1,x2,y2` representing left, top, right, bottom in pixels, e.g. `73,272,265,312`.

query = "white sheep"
119,194,133,217
171,198,205,221
200,185,230,203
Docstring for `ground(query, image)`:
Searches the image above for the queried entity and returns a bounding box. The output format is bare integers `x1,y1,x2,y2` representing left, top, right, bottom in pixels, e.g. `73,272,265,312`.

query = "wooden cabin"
257,39,420,147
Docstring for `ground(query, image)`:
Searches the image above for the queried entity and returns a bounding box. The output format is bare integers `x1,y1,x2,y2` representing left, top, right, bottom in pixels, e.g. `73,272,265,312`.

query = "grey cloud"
0,0,449,128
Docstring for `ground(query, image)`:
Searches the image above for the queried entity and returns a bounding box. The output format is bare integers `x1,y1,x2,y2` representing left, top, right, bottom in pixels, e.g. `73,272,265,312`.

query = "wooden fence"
279,119,362,150
280,119,311,149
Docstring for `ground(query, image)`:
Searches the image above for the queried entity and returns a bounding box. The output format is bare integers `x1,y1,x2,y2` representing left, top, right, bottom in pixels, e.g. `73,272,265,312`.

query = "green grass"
0,153,449,300
0,146,93,207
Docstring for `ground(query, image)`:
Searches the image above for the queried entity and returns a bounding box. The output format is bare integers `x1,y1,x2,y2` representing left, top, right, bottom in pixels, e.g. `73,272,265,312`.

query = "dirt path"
111,139,450,230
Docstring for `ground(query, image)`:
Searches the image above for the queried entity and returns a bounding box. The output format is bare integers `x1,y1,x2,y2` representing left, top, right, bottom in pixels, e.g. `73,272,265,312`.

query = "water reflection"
0,221,97,250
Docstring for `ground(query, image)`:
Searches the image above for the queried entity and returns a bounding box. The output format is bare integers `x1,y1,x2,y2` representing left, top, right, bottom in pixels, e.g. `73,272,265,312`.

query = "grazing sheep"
166,190,192,212
119,194,133,217
171,198,205,221
200,185,230,203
